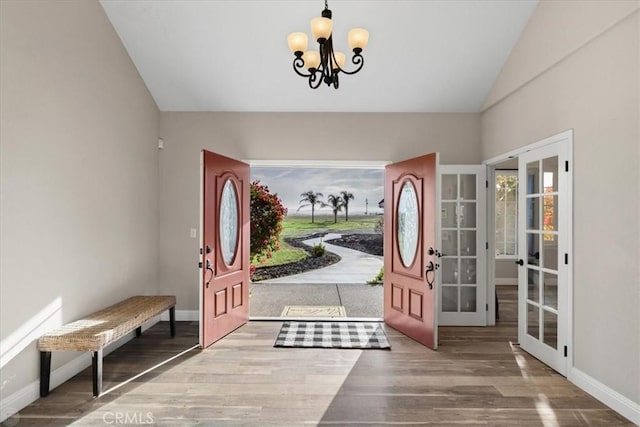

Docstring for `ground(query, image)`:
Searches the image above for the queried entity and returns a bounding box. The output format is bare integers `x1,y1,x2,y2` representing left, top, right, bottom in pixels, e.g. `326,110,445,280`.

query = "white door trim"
482,129,574,166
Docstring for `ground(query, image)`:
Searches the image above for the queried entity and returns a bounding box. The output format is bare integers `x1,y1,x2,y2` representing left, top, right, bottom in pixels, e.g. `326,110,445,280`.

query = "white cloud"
251,167,384,215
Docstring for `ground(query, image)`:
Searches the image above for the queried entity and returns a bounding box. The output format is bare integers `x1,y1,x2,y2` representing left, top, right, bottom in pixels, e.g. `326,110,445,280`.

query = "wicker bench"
38,295,176,397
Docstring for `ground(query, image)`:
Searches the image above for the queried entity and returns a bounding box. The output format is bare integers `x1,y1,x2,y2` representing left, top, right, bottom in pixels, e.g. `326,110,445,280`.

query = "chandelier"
287,0,369,89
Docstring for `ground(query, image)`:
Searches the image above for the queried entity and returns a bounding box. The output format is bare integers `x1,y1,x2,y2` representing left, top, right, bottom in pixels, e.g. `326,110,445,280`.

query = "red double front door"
200,151,439,351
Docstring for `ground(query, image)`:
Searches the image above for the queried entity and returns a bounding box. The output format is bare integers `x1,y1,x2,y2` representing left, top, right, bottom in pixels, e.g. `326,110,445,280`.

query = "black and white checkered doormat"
274,321,391,349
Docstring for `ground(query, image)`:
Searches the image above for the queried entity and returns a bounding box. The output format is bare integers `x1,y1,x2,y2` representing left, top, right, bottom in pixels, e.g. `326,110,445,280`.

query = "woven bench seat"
38,295,176,397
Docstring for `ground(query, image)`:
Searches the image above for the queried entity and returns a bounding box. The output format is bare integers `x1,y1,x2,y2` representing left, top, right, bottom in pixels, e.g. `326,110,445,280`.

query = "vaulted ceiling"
100,0,538,113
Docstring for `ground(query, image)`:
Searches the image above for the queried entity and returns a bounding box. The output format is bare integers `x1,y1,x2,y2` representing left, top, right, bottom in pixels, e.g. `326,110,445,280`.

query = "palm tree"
340,191,355,222
297,190,323,223
323,194,344,224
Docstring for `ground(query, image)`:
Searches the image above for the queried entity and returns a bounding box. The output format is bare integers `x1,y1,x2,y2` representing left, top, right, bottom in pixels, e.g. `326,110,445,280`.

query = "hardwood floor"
10,286,633,426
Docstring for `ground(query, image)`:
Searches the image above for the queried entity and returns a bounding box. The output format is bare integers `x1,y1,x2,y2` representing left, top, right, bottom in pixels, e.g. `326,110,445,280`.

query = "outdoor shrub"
374,216,384,234
311,242,326,258
250,181,287,263
367,267,384,285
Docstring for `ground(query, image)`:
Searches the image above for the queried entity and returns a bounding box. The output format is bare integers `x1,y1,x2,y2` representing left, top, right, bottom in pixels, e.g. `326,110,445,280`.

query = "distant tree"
323,194,344,224
340,191,355,222
297,190,324,223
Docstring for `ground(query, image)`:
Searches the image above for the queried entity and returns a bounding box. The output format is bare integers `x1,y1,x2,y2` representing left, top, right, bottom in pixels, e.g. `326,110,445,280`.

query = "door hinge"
564,346,568,357
564,253,569,264
198,261,203,268
565,161,569,172
486,242,489,250
486,303,489,312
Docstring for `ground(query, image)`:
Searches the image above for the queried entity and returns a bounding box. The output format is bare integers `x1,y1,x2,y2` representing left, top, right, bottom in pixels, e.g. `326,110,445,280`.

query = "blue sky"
250,167,384,216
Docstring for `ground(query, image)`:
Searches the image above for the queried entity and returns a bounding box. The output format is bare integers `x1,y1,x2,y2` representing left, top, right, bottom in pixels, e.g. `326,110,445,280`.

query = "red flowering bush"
250,181,287,263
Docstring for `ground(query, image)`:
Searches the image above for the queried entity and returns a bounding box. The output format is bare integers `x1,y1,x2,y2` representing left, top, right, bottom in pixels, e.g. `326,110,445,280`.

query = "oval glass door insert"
397,181,419,267
219,179,239,266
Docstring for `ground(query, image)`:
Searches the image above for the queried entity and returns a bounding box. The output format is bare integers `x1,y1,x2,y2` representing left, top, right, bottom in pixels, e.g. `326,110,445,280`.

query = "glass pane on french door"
524,156,560,349
439,166,486,326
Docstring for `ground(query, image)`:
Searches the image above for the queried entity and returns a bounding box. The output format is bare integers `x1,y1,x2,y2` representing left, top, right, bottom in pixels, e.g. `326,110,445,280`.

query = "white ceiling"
100,0,537,113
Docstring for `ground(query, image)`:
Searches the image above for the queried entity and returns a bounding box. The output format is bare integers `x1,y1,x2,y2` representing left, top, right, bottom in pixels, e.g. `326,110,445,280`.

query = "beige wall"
158,112,481,310
0,0,160,401
495,259,517,283
482,1,639,404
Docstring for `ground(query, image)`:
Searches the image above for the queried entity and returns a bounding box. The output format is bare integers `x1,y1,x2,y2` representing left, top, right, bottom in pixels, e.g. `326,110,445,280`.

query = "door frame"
204,159,390,325
483,129,574,374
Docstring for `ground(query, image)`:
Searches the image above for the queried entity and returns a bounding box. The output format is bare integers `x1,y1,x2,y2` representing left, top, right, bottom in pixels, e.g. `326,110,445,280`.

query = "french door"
384,153,439,349
200,150,250,348
438,166,487,326
517,139,571,375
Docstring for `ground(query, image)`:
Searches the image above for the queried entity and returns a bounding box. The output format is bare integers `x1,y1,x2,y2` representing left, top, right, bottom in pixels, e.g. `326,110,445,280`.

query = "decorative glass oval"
397,181,419,267
219,180,239,266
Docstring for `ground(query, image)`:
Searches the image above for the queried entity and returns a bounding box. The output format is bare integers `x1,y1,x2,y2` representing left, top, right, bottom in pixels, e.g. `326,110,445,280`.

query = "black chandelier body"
288,1,368,90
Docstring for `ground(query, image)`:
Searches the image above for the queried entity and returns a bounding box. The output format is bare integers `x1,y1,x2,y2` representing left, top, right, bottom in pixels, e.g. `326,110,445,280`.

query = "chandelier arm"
308,68,324,89
293,57,312,78
336,53,364,75
319,40,332,86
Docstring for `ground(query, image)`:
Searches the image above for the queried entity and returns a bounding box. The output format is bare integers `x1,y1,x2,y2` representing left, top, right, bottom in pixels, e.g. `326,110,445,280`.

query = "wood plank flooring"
10,286,634,426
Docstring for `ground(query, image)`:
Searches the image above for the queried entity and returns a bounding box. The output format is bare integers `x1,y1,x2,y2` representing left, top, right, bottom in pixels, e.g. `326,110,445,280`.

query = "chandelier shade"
348,28,369,52
288,0,368,89
287,32,308,54
310,17,332,42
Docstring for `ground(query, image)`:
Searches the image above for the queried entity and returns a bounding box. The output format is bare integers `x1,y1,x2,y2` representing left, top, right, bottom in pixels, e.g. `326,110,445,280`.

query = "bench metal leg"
136,326,142,337
169,306,176,338
40,351,51,397
92,349,103,397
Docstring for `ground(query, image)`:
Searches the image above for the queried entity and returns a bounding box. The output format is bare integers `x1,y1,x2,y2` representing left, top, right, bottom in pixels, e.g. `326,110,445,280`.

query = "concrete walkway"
260,233,383,284
250,233,384,318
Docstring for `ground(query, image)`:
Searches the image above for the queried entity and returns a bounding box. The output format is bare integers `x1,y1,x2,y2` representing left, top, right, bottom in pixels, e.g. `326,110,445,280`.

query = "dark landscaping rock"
329,233,383,256
251,236,340,282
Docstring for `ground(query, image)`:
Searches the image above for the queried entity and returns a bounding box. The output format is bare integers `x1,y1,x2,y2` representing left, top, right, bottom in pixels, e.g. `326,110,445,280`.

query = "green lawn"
281,214,381,237
251,240,307,268
251,214,381,269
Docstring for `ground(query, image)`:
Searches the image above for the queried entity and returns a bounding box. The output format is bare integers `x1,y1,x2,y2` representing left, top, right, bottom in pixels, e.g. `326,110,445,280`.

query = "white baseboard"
160,309,198,322
569,367,640,425
0,319,160,423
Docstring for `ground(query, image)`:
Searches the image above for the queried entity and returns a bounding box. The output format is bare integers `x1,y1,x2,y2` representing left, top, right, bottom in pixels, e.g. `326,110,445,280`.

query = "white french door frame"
438,165,487,326
483,129,574,375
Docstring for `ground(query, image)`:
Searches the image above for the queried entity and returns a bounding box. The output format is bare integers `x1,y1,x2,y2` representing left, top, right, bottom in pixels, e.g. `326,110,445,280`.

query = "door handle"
515,259,524,266
425,261,439,290
205,259,214,288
